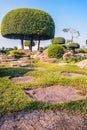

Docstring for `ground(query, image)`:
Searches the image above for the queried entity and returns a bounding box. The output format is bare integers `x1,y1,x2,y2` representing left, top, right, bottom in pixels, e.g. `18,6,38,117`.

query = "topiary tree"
68,43,80,54
1,8,55,51
62,28,80,42
24,40,35,50
48,44,64,59
51,37,65,45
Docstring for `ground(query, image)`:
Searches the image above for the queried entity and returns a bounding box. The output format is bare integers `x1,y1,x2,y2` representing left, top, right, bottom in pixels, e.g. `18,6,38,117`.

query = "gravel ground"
11,76,36,82
24,85,84,103
0,110,87,130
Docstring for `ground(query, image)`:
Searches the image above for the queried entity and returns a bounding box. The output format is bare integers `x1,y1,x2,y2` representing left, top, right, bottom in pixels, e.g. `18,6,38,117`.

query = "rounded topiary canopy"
68,43,80,49
1,8,55,40
68,43,80,54
51,37,65,44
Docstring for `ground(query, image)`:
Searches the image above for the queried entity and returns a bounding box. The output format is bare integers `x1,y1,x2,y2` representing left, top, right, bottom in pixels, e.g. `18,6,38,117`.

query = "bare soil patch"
10,75,36,82
0,110,87,130
24,85,84,103
61,72,85,77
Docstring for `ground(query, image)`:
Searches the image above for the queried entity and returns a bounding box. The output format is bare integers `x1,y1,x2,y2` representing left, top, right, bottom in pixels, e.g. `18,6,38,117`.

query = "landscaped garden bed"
0,61,87,129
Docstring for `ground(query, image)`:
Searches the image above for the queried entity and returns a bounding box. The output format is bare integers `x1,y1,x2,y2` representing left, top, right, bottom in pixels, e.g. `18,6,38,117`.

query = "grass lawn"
0,61,87,115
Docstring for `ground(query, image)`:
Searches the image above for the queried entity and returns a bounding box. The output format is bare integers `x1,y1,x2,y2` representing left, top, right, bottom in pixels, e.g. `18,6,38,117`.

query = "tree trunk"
72,48,75,54
30,39,33,51
21,39,24,50
37,39,40,51
71,36,73,43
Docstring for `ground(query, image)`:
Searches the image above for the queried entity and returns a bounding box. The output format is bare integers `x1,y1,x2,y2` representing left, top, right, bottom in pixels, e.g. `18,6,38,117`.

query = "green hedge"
48,44,64,59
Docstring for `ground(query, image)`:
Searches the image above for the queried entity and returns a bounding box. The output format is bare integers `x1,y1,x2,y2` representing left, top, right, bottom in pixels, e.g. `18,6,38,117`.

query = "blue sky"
0,0,87,48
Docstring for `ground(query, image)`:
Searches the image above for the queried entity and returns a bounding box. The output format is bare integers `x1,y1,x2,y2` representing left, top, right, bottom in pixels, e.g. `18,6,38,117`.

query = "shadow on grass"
24,99,87,114
0,67,33,77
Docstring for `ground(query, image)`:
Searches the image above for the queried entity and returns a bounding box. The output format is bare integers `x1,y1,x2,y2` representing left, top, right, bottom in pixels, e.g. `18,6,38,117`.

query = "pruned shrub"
9,50,24,55
68,43,80,54
51,37,65,45
48,44,64,59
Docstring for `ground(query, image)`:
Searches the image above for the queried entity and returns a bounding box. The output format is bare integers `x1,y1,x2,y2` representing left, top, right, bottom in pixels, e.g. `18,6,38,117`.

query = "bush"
48,44,64,59
51,37,65,44
76,48,87,53
39,47,44,52
68,43,80,53
65,56,87,63
0,49,7,54
9,50,24,55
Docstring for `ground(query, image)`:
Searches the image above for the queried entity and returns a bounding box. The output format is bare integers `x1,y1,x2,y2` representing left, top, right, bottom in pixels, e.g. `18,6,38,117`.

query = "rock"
0,55,16,63
10,61,22,67
76,59,87,68
33,49,58,63
75,53,87,57
41,58,57,63
33,49,49,62
63,52,73,59
19,63,30,67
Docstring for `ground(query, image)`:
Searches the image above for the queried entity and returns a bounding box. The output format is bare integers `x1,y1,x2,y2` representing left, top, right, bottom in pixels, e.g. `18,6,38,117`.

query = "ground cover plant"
0,61,87,115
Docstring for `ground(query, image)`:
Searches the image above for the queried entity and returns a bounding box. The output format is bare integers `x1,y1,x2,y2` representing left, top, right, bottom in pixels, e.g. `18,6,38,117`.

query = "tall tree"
1,8,55,51
62,28,80,42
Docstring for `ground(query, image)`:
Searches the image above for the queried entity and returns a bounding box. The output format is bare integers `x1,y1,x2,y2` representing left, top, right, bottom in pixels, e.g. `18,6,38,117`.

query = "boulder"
42,58,57,63
32,49,57,63
10,61,22,67
63,52,73,59
75,53,87,58
76,59,87,68
19,63,30,67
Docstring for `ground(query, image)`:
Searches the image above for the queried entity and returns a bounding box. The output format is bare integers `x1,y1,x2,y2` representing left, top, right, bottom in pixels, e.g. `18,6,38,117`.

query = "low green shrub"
65,56,87,63
9,50,24,55
48,44,64,59
0,49,7,54
76,48,87,53
39,47,44,52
